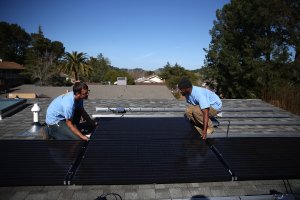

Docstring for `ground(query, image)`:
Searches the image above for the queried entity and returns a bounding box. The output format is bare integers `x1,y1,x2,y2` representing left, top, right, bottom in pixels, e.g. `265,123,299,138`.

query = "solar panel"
0,140,83,186
71,117,232,185
2,118,299,186
207,137,300,181
91,117,197,140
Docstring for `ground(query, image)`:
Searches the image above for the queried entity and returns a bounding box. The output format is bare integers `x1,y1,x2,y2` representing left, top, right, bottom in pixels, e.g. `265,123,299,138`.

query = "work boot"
207,127,215,135
216,112,223,117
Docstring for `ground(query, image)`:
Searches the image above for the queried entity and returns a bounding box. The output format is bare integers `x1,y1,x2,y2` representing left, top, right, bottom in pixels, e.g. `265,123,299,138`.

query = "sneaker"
40,126,49,140
207,127,215,135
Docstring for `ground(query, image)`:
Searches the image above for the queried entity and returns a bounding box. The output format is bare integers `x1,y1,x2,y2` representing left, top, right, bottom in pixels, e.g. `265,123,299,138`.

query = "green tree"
204,0,300,98
60,51,91,81
159,62,197,89
0,22,31,64
103,69,134,85
88,53,110,82
127,68,148,80
23,26,65,85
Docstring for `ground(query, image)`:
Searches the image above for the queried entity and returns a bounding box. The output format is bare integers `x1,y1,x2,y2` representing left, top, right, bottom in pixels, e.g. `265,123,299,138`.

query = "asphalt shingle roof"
0,85,299,200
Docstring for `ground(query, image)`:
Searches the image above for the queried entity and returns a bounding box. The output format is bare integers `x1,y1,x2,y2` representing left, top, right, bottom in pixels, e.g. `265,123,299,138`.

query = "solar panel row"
0,117,299,186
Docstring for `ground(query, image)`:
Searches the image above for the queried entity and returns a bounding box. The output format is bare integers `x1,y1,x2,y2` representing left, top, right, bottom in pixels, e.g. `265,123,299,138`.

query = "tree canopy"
1,21,200,87
159,62,198,89
0,22,31,64
203,0,300,98
60,51,91,81
103,68,135,85
23,26,65,85
87,53,111,83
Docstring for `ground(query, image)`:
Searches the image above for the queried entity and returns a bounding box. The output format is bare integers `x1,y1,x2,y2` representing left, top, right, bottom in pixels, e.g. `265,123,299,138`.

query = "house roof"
0,85,299,199
135,74,164,83
3,84,174,99
0,61,24,70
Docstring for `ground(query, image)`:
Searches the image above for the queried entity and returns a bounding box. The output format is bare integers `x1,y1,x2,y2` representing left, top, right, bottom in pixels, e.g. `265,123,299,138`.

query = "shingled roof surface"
0,85,299,200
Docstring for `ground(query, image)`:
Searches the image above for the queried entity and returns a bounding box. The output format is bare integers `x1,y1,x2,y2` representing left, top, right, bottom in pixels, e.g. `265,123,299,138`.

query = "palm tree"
61,51,91,81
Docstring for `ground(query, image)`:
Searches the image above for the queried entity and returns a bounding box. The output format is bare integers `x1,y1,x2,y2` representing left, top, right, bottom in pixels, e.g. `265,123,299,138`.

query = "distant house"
135,75,164,84
0,60,25,92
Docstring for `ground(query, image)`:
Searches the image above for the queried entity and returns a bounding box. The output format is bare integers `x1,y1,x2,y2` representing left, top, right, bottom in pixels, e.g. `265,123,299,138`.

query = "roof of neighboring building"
2,84,174,99
0,85,299,199
0,61,24,70
135,74,164,83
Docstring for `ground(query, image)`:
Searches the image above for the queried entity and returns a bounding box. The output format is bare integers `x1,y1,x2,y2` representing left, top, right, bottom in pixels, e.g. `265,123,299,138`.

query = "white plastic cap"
31,103,40,112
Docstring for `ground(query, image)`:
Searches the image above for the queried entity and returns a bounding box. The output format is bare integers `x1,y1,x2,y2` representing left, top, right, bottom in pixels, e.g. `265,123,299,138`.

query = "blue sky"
1,0,230,70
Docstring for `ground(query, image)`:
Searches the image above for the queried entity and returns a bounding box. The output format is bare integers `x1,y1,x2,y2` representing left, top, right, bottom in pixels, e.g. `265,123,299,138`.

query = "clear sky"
1,0,230,70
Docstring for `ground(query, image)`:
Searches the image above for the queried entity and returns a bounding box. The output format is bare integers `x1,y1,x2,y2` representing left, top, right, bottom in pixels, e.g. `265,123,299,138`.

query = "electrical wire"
95,193,122,200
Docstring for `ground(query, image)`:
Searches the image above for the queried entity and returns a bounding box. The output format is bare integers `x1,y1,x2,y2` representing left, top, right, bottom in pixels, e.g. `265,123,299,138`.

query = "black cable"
226,120,230,138
287,179,294,195
282,179,295,195
283,179,289,193
95,193,122,200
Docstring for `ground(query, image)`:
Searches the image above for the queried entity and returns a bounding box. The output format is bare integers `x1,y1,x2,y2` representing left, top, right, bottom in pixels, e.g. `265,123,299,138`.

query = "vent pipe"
17,103,42,137
31,103,41,124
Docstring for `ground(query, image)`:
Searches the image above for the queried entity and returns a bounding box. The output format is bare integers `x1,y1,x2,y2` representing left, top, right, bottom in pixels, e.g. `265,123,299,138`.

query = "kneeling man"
178,77,222,140
45,81,97,141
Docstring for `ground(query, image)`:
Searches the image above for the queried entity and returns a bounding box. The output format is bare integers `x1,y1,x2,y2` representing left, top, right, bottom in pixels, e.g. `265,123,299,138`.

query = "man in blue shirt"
178,77,222,140
44,81,97,141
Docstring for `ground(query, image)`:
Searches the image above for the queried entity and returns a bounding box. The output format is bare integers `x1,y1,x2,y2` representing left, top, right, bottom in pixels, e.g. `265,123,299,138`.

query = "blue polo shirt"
185,86,222,111
46,92,83,125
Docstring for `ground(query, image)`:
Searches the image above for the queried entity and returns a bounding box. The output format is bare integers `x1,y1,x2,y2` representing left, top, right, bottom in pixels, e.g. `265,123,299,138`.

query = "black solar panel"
91,117,195,140
207,137,300,181
0,140,83,186
2,118,299,186
71,117,232,185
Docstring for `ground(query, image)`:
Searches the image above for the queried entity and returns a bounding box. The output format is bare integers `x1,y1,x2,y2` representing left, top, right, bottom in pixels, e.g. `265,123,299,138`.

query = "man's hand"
66,119,90,141
81,135,89,141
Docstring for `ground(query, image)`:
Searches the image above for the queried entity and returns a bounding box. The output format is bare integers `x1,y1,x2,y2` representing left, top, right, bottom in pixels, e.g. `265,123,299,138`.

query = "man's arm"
66,119,89,141
78,107,98,126
201,108,210,140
